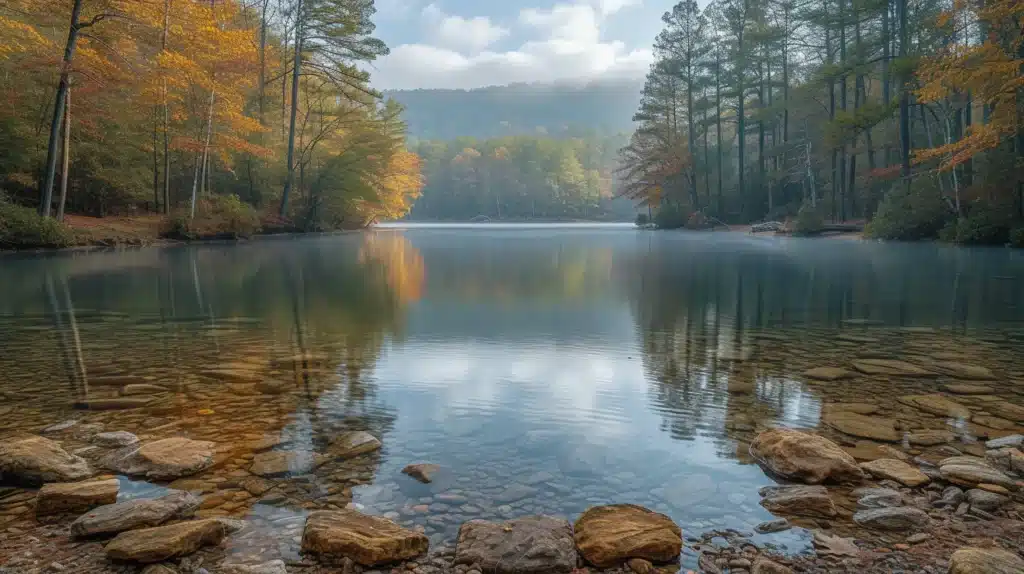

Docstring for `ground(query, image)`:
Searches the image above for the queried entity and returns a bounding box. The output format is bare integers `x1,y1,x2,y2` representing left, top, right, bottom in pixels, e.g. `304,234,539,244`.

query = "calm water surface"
2,224,1024,564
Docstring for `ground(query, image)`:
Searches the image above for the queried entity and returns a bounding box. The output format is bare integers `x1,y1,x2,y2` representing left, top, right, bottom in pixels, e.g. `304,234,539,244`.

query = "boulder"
860,459,930,487
102,438,215,480
758,485,837,518
939,457,1016,489
803,367,854,381
301,509,429,566
573,504,682,567
948,547,1024,574
71,490,200,538
824,412,901,442
852,507,929,530
851,359,936,378
92,431,140,449
454,516,577,574
36,478,119,518
105,519,228,563
943,384,994,395
749,428,864,484
898,394,971,418
401,463,440,484
332,431,382,460
967,489,1009,511
0,436,92,485
250,450,327,478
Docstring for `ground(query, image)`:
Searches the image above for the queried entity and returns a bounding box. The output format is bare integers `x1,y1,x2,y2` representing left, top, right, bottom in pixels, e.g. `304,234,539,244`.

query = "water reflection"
1,227,1023,566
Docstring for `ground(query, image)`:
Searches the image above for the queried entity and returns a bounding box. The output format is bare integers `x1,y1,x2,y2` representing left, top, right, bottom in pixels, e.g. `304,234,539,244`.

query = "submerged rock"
987,402,1024,424
221,561,288,574
301,509,429,565
860,459,930,487
332,431,382,460
851,359,936,377
72,397,155,410
803,367,854,381
402,463,440,484
105,519,228,563
898,394,971,418
758,484,837,518
907,430,954,446
250,450,327,478
852,507,929,530
749,428,864,484
35,478,119,518
929,362,997,380
824,412,901,442
71,490,200,538
91,431,140,449
455,515,577,574
0,436,93,485
573,504,681,567
948,547,1024,574
102,437,215,480
943,384,994,395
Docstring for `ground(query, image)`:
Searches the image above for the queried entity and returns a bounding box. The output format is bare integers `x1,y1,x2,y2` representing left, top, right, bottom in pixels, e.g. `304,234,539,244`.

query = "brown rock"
35,479,119,518
72,397,155,410
987,402,1024,424
860,459,930,487
102,438,215,480
752,558,793,574
939,457,1016,489
824,412,901,442
851,360,937,378
105,519,228,563
301,509,428,566
0,436,93,485
627,559,654,574
402,463,440,484
825,403,880,416
803,367,854,381
332,432,382,460
972,415,1016,430
758,485,837,518
898,394,971,418
852,507,929,530
907,430,954,446
454,516,577,574
573,504,681,567
749,428,864,484
929,362,996,380
250,451,327,477
943,384,994,395
72,490,200,538
948,547,1024,574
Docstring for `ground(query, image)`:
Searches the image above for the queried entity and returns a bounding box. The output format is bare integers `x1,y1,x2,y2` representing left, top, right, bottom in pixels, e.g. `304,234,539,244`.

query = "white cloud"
421,4,510,54
372,1,652,89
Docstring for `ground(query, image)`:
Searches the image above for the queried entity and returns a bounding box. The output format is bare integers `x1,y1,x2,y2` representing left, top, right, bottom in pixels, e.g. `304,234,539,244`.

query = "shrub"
162,194,261,240
941,204,1013,245
865,182,950,240
635,212,650,227
685,211,710,230
792,201,824,236
653,203,688,229
1010,226,1024,248
0,199,73,249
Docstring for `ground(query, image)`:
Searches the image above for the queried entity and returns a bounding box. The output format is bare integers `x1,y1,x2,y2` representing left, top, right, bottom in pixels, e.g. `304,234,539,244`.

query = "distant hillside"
385,79,643,141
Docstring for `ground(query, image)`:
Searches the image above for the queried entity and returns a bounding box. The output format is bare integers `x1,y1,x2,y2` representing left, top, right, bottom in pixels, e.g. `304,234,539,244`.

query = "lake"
2,224,1024,569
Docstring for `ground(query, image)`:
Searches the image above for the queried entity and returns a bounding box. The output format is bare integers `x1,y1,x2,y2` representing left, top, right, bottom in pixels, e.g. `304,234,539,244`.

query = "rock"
120,384,170,396
71,490,200,538
220,561,288,574
851,360,937,377
930,362,997,380
402,463,440,484
573,504,682,567
35,478,119,518
908,430,954,446
752,559,793,574
984,402,1024,424
91,431,140,449
302,509,429,566
748,428,864,484
906,533,931,544
853,487,902,509
966,489,1008,511
250,450,326,477
72,397,155,410
454,516,577,574
758,485,837,518
41,420,79,434
973,415,1016,430
105,519,228,563
200,369,261,383
140,566,177,574
852,507,929,530
843,441,894,462
495,484,538,503
270,353,328,368
239,476,275,496
803,367,854,381
939,457,1016,489
977,483,1011,495
754,519,791,533
985,435,1024,449
102,438,215,481
943,384,994,395
898,394,971,418
0,436,93,485
332,432,382,460
826,403,880,415
627,558,654,574
948,547,1024,574
812,531,860,557
824,412,901,442
860,459,930,487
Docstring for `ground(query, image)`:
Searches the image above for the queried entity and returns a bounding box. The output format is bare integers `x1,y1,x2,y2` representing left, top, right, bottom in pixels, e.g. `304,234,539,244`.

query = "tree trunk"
897,0,911,190
838,0,848,221
57,86,71,221
152,107,160,212
280,0,303,218
40,0,85,217
881,0,891,169
190,89,216,220
161,0,171,214
715,46,723,216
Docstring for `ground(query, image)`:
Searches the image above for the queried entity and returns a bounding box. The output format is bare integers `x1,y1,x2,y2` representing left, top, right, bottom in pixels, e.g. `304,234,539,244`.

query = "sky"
369,0,678,90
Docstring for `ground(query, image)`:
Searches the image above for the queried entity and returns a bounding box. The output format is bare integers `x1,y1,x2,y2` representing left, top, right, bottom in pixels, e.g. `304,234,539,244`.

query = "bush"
940,204,1013,245
792,201,824,236
685,211,710,230
0,199,73,249
635,212,650,227
1011,226,1024,248
653,203,688,229
163,194,261,240
865,182,950,240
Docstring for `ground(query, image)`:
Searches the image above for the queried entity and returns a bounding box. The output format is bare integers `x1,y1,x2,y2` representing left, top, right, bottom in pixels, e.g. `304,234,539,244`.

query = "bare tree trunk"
161,0,171,213
57,86,71,221
190,89,216,220
280,0,303,217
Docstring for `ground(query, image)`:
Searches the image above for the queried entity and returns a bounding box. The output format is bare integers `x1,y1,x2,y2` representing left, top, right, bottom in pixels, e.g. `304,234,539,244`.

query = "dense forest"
0,0,424,247
408,134,637,221
386,81,641,141
622,0,1024,244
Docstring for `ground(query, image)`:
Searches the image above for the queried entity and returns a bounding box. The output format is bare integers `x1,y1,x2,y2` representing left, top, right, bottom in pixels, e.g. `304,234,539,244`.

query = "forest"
621,0,1024,245
408,134,637,221
0,0,425,247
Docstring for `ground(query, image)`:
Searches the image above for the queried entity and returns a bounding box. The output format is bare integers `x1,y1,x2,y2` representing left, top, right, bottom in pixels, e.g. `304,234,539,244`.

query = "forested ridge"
622,0,1024,244
0,0,424,247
